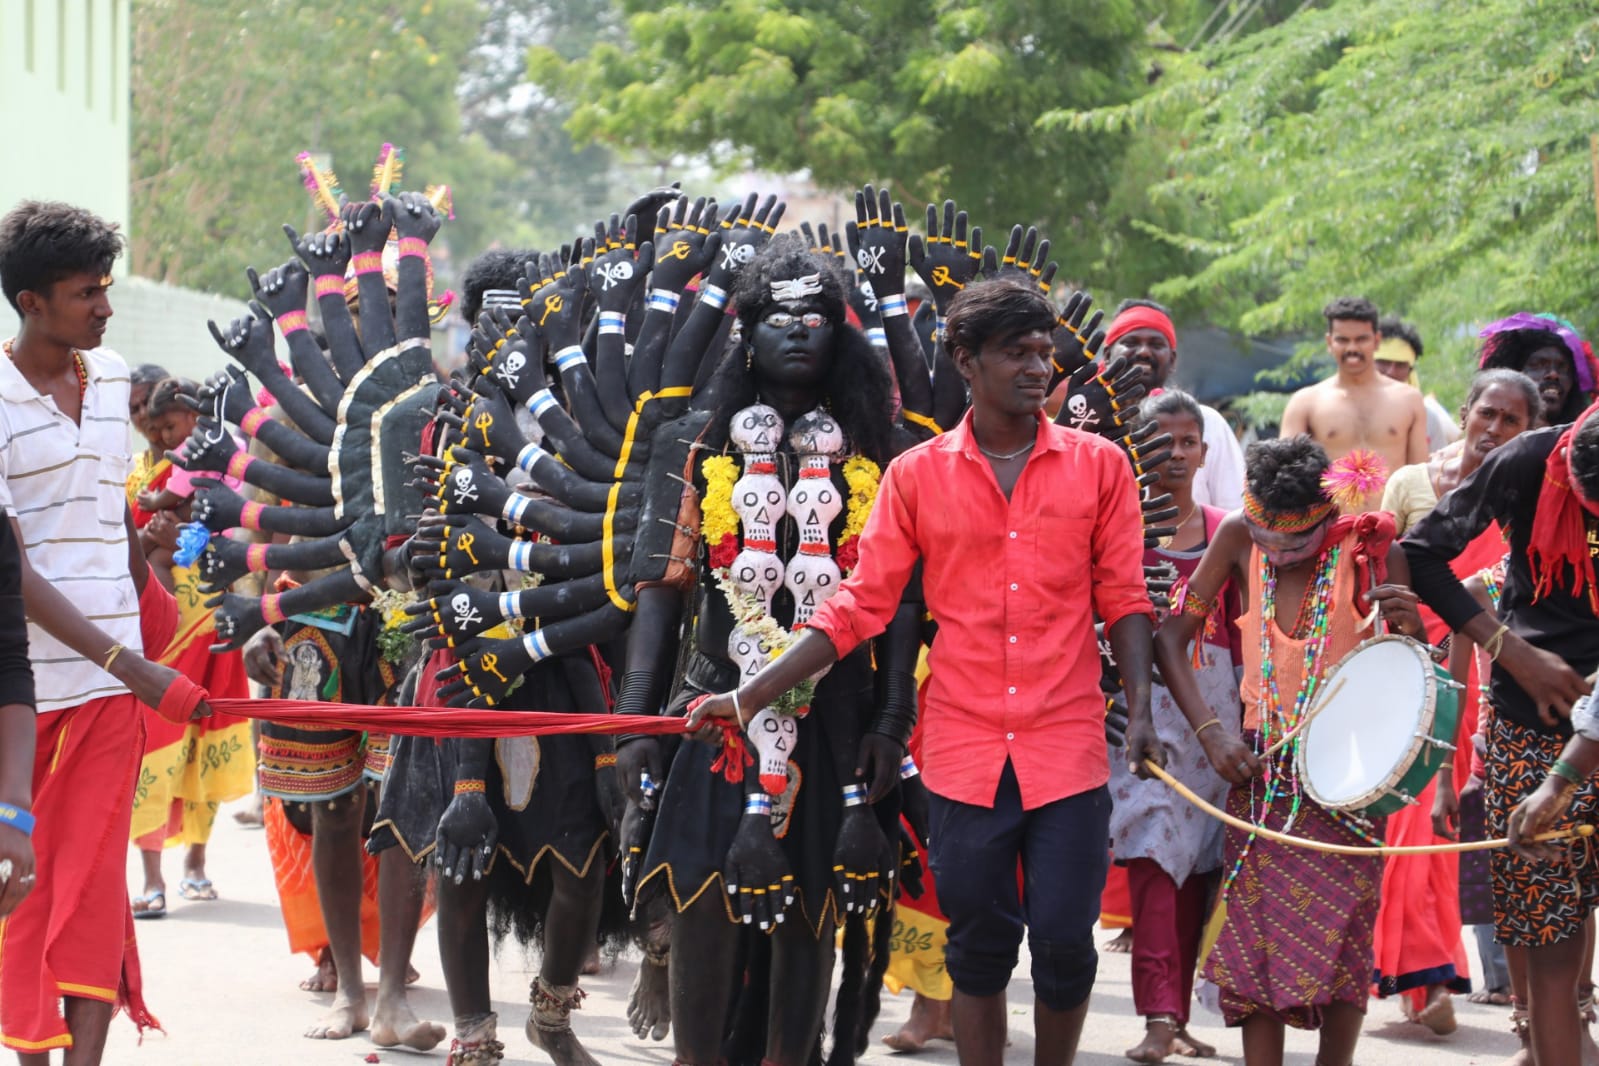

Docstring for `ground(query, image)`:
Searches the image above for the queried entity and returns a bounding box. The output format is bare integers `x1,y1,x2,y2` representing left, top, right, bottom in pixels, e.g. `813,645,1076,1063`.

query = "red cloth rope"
206,697,728,744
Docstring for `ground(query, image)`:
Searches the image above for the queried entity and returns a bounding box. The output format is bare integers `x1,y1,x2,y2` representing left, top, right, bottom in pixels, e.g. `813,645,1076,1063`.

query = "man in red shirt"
690,278,1159,1065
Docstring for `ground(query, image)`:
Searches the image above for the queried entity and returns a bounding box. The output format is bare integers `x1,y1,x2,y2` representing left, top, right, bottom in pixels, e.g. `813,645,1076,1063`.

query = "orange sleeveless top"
1237,532,1375,732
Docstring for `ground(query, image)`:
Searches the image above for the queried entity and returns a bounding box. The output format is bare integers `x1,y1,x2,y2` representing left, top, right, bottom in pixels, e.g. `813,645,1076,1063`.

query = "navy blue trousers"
927,761,1110,1011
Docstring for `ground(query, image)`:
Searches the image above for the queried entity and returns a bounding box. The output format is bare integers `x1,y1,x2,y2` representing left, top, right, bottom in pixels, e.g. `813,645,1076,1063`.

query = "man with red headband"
1282,296,1428,510
1404,402,1599,1066
1105,300,1245,511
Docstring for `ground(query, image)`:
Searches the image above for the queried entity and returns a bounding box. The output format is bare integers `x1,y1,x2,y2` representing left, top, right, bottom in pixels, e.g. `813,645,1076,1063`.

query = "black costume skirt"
636,649,871,939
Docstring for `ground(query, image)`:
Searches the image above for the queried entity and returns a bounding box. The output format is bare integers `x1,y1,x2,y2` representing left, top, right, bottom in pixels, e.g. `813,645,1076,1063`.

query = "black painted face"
749,299,836,389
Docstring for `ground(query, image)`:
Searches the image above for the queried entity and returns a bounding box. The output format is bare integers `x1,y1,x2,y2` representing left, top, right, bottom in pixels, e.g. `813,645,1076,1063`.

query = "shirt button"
1008,686,1017,695
1006,732,1015,741
1009,531,1018,539
1010,583,1019,591
1009,635,1018,644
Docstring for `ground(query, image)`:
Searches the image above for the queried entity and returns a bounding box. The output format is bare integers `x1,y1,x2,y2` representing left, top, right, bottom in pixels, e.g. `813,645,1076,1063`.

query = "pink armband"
276,309,309,336
261,594,287,625
314,274,345,299
240,502,265,531
226,451,255,480
397,237,428,260
351,251,385,276
246,543,271,572
239,408,269,436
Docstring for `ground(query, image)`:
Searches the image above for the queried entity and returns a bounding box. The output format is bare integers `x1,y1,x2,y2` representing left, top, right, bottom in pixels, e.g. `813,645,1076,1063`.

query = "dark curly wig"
460,247,536,324
704,235,895,464
1244,435,1330,512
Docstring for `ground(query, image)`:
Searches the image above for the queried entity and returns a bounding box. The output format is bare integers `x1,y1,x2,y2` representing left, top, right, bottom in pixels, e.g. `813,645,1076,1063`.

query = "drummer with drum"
1405,401,1599,1066
1154,436,1425,1066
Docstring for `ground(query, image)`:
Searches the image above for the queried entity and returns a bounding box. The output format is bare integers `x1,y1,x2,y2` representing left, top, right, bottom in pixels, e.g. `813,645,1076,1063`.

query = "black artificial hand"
706,192,785,289
908,200,985,317
587,213,655,313
519,250,590,354
832,804,894,918
1052,291,1105,378
723,807,794,933
402,578,507,647
991,224,1057,292
435,790,499,885
650,196,723,296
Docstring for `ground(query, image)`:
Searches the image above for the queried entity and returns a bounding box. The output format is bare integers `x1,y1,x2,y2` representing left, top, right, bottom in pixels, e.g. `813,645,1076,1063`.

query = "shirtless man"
1280,296,1428,508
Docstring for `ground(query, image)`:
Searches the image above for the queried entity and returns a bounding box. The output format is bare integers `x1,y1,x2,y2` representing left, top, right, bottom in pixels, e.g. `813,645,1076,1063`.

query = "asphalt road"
101,801,1523,1065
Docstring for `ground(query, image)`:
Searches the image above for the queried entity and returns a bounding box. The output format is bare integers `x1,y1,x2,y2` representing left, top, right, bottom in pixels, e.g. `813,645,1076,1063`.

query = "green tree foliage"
528,0,1180,259
132,0,488,296
1046,0,1599,406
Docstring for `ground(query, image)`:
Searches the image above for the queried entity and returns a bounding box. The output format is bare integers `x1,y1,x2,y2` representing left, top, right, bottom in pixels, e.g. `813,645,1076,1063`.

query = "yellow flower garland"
841,456,881,542
701,455,740,546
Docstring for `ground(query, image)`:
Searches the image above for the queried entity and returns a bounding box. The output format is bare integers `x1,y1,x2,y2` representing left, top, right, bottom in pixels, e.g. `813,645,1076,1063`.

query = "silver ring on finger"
0,858,11,882
1235,762,1250,775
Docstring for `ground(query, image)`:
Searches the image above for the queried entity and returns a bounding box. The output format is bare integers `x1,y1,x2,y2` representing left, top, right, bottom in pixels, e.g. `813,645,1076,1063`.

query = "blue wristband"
842,783,867,807
744,793,772,816
0,803,35,837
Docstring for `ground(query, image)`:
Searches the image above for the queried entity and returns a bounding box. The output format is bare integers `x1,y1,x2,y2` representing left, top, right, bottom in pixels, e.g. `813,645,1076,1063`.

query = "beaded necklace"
2,340,87,408
1221,544,1341,894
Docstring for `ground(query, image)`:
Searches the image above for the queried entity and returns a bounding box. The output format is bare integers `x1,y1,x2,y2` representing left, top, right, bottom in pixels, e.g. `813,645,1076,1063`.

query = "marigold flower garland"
699,451,880,716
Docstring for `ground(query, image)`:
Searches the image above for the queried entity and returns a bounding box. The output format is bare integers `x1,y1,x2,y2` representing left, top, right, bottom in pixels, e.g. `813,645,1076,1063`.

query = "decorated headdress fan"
173,144,454,646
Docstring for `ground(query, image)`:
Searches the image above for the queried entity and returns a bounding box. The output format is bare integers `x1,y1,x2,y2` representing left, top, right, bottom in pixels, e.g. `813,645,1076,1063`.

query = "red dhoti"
0,694,160,1051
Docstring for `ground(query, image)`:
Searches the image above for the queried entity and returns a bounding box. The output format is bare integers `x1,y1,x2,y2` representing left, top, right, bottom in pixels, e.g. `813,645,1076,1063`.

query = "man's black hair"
1377,315,1423,359
1321,296,1380,331
943,279,1058,362
1115,297,1172,318
1465,368,1540,422
1480,328,1588,425
1141,389,1204,439
0,200,124,313
1244,435,1329,512
1572,412,1599,502
460,248,536,324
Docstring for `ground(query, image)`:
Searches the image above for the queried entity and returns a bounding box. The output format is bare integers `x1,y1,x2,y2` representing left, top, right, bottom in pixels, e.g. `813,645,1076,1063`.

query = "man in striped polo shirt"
0,201,211,1062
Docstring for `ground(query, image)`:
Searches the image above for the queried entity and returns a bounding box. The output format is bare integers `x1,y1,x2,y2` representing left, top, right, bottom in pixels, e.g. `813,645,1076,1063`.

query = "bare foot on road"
299,948,337,993
627,953,671,1041
882,992,954,1052
371,996,445,1051
304,996,369,1040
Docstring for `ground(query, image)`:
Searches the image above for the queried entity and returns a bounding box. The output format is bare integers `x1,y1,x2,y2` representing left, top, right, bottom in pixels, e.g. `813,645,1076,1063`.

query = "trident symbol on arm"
929,266,964,292
456,531,481,567
474,412,493,449
538,294,564,327
480,652,509,684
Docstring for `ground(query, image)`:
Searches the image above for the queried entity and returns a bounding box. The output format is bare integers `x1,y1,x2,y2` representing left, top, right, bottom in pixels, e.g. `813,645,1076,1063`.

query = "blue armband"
0,804,35,837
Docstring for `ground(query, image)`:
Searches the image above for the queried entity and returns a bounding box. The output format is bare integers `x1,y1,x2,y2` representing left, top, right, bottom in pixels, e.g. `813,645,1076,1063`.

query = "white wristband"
647,288,681,314
700,284,728,311
598,311,626,336
880,294,908,318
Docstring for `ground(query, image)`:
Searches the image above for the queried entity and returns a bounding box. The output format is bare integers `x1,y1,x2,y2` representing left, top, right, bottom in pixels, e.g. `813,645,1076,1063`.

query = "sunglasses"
762,311,827,329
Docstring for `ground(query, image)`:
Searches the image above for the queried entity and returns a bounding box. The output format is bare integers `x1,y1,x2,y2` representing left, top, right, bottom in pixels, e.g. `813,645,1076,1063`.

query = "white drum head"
1299,638,1429,808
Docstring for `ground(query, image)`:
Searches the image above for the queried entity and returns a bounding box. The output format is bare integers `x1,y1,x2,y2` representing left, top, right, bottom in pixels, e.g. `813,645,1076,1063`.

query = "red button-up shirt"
807,411,1153,810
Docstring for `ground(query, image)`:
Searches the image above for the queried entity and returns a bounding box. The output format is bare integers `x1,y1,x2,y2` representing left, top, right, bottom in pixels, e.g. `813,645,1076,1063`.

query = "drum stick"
1259,677,1346,758
1142,759,1593,856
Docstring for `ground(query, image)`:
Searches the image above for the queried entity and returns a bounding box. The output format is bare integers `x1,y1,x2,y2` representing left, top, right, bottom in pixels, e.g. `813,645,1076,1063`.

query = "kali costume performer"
1153,437,1425,1066
1405,401,1599,1066
1368,369,1539,1030
0,200,211,1055
1477,311,1597,428
614,231,921,1066
125,376,254,913
171,147,452,1048
1107,390,1242,1065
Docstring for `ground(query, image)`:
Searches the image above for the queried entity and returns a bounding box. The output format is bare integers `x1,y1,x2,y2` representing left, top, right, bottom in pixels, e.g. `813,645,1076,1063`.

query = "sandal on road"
132,891,167,919
178,878,217,901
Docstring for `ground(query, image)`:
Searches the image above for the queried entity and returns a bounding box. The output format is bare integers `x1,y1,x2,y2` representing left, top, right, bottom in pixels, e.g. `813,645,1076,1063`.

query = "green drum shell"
1364,657,1460,817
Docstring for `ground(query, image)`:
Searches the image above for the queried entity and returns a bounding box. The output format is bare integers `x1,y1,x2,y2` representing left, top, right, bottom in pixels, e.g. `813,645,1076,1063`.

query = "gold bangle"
1438,761,1454,771
1193,718,1222,738
1484,623,1510,662
102,643,125,672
